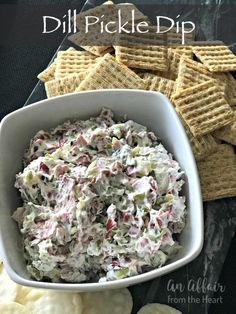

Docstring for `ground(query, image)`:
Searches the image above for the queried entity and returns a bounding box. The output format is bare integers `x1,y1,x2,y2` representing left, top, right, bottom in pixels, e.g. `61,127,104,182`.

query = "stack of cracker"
37,2,236,202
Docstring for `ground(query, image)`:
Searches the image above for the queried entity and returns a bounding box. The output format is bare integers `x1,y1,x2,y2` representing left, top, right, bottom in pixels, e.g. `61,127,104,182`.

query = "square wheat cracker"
74,1,149,54
160,26,195,45
142,48,181,80
55,50,99,78
168,46,193,58
115,45,168,71
68,33,113,56
45,73,87,98
75,1,149,30
70,1,114,55
213,72,236,107
213,111,236,146
175,57,216,93
71,0,150,55
115,30,167,71
172,80,234,137
37,62,57,82
224,73,236,106
76,53,146,91
75,2,116,31
187,131,218,161
179,117,218,160
192,41,236,72
145,75,176,98
197,144,236,201
37,47,76,82
166,49,182,80
135,70,170,80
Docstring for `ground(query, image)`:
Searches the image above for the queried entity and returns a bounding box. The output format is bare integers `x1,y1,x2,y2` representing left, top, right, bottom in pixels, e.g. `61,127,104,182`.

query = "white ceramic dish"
0,90,203,291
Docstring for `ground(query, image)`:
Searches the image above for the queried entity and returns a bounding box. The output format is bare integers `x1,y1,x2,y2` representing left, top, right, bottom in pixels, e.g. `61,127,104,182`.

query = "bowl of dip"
0,89,203,291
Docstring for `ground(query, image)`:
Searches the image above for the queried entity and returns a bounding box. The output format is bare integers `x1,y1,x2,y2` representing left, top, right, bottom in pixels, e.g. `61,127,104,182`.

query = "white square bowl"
0,90,203,291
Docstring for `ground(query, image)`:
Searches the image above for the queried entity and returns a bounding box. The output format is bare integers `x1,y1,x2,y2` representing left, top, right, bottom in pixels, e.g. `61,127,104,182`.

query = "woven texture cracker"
188,131,218,161
72,2,149,54
224,73,236,107
140,72,169,80
213,111,236,145
37,47,76,82
37,61,57,82
68,33,112,56
115,45,167,71
213,72,236,107
183,120,218,160
75,2,116,30
197,144,236,201
167,49,182,80
55,50,99,78
76,2,149,30
172,80,234,137
168,46,193,58
160,26,195,45
115,30,167,71
76,53,146,91
135,70,170,80
145,75,176,98
45,73,87,98
179,116,218,160
175,57,214,92
139,72,157,80
75,1,149,50
192,42,236,72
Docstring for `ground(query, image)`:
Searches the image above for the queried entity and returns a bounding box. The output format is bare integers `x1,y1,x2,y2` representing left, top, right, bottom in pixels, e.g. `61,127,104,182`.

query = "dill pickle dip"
13,108,186,283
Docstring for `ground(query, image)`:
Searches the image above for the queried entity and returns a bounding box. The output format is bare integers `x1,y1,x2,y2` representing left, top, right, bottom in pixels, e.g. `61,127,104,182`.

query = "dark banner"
1,3,236,48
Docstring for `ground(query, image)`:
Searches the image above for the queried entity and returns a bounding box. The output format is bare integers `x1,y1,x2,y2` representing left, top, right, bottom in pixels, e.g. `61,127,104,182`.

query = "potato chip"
192,41,236,72
17,288,45,304
103,0,114,4
0,302,31,314
0,268,18,303
172,80,234,137
81,288,133,314
137,303,182,314
22,290,83,314
197,144,236,201
15,286,33,304
0,258,3,272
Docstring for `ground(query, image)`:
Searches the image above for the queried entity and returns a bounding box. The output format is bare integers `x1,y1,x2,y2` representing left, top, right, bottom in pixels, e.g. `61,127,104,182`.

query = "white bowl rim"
0,89,204,291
